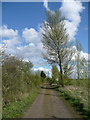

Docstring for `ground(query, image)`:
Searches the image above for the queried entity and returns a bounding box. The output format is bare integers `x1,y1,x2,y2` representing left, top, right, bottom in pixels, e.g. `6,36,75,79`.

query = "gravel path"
24,88,81,118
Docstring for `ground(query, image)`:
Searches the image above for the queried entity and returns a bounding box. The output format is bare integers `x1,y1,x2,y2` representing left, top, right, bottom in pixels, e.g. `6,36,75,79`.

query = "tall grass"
57,78,89,119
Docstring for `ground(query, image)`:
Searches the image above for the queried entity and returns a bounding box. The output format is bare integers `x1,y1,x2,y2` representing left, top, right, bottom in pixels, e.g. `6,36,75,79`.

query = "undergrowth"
2,88,41,119
56,88,89,120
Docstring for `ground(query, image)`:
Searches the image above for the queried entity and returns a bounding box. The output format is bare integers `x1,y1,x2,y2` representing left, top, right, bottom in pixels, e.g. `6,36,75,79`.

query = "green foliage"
57,87,88,119
2,52,43,118
52,65,59,83
2,88,41,118
75,40,88,83
2,53,42,106
45,77,52,84
40,71,46,83
62,78,74,86
70,79,88,88
42,10,75,87
40,71,46,78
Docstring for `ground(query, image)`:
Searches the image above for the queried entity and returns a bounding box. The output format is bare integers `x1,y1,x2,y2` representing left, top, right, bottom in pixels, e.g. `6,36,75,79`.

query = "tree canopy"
41,10,74,86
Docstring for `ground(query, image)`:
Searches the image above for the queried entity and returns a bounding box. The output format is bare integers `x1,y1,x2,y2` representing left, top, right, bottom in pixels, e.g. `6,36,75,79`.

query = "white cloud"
43,0,85,41
80,51,89,61
21,28,43,58
0,25,21,54
0,26,44,66
16,43,43,58
33,67,52,77
23,28,42,44
3,37,21,48
43,0,49,10
60,0,84,24
12,27,44,67
60,0,85,40
0,25,18,38
64,20,78,40
0,0,88,76
77,51,89,61
70,45,89,61
16,42,46,67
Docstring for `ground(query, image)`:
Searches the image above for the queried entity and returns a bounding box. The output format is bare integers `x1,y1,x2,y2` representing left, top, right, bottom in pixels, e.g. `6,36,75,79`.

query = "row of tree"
41,10,88,86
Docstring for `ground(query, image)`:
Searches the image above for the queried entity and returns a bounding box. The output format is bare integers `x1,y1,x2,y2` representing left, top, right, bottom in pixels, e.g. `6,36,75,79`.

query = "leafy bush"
2,54,43,106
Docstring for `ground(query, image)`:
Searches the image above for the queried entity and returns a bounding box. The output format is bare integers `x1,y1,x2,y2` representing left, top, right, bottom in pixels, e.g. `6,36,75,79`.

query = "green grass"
63,79,88,109
56,87,89,120
2,88,41,118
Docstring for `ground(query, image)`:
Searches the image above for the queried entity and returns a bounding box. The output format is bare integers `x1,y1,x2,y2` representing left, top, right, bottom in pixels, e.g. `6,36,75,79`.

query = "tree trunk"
77,69,80,86
58,50,64,87
59,60,64,87
77,62,80,86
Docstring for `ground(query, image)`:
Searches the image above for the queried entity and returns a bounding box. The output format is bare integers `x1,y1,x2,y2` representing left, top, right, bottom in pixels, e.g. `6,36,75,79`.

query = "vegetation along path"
24,85,80,118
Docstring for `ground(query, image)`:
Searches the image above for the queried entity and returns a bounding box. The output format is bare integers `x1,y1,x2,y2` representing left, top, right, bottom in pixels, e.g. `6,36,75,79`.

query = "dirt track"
24,87,81,118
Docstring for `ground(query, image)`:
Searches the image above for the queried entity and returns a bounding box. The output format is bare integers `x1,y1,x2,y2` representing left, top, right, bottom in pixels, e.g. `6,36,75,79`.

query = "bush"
2,54,43,106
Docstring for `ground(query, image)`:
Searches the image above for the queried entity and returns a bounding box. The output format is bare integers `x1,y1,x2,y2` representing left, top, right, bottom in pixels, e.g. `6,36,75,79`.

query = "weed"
57,88,88,119
2,88,41,118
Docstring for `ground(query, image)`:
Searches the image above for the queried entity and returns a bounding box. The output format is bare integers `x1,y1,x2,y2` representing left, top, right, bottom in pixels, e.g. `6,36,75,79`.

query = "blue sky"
2,2,62,32
1,1,88,73
2,2,88,52
76,2,88,53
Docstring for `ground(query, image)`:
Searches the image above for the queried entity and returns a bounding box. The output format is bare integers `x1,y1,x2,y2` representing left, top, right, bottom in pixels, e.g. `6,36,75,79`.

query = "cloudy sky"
0,0,88,75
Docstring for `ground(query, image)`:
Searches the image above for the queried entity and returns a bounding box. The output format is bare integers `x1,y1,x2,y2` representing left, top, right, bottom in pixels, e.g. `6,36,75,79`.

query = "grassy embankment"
56,79,89,119
2,87,41,118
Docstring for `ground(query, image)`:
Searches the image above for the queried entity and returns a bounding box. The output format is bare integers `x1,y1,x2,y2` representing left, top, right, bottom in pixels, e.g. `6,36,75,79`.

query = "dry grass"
62,84,88,110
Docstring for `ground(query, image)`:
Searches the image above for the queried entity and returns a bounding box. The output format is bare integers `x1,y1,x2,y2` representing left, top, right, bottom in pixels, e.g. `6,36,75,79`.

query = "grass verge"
55,87,89,120
2,87,41,119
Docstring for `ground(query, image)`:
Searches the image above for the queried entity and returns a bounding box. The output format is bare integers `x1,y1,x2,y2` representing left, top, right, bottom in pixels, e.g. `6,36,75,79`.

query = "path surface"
24,87,80,118
24,85,79,118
